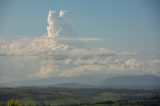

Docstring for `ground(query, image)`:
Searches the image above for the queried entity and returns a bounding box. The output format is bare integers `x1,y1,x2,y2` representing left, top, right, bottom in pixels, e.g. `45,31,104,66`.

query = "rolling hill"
101,75,160,89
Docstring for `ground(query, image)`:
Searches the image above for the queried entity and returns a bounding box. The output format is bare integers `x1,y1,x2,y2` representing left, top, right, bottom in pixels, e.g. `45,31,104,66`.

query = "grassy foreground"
0,87,160,106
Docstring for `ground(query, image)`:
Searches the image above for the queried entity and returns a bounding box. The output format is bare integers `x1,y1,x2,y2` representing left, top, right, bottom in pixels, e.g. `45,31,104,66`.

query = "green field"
0,87,160,106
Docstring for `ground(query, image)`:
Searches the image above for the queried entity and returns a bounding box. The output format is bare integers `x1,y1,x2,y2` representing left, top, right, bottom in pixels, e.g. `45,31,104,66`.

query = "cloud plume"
47,10,58,38
59,10,68,18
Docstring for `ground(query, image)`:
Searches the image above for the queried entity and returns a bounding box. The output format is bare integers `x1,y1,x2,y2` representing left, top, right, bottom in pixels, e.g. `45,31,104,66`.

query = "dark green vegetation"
0,87,160,106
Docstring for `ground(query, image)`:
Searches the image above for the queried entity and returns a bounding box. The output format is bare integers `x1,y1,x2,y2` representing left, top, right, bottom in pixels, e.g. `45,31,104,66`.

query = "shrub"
7,99,20,106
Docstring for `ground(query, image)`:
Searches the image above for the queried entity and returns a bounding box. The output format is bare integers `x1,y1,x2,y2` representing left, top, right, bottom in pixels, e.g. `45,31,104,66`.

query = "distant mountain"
1,75,105,87
101,75,160,89
2,74,160,89
49,83,96,88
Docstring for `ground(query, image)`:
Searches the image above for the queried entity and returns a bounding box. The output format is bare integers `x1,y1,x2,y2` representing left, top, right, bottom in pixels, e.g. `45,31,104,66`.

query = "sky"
0,0,160,51
0,0,160,83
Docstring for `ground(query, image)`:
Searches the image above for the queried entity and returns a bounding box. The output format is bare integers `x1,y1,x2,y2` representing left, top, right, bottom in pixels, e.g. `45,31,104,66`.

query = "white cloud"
0,37,159,80
59,37,102,41
0,37,159,79
58,58,160,77
29,64,55,78
0,10,159,82
59,10,68,18
58,65,103,77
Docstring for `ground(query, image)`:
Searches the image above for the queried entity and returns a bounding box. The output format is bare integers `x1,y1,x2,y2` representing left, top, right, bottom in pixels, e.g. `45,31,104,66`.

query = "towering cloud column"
47,10,57,38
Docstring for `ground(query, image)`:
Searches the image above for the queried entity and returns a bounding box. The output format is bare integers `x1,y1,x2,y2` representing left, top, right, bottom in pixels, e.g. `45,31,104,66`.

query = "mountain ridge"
1,74,160,89
101,74,160,89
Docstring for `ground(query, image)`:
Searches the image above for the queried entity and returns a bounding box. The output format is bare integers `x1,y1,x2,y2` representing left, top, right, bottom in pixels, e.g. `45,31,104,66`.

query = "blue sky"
0,0,160,83
0,0,160,51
